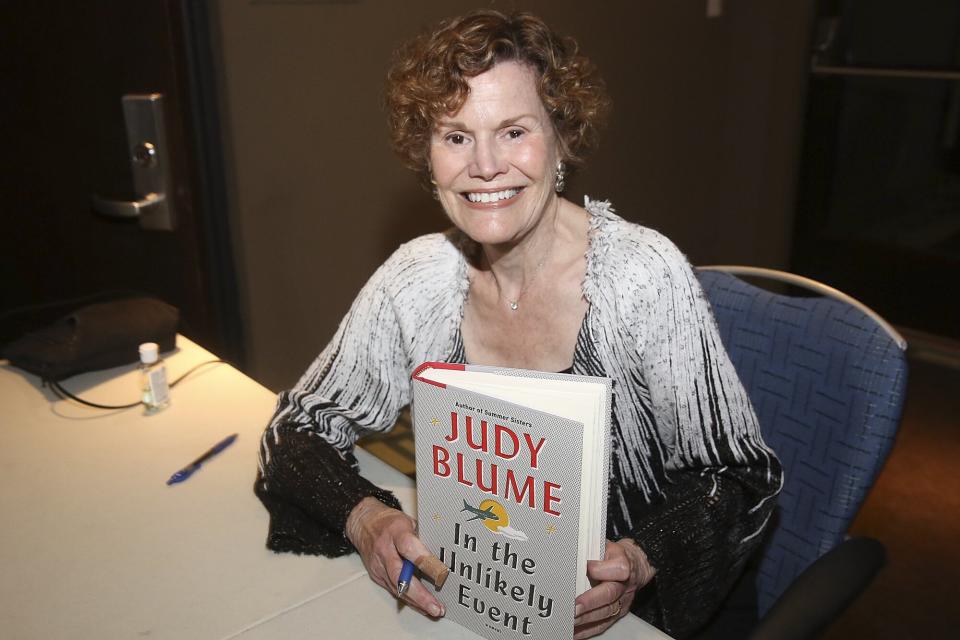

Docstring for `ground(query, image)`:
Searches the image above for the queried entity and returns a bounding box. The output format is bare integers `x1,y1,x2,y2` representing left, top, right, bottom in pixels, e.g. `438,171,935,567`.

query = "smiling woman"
254,10,782,640
385,10,608,189
429,62,561,250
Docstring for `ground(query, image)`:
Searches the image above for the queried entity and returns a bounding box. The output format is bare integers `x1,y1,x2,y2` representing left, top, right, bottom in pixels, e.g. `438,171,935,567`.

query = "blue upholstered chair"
696,266,908,639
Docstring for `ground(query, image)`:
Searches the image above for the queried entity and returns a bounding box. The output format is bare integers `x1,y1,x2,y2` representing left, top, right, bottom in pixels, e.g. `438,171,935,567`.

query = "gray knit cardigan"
255,198,782,638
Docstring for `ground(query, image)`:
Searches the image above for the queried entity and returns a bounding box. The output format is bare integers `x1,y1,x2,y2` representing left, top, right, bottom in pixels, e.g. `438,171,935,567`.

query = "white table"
0,336,671,639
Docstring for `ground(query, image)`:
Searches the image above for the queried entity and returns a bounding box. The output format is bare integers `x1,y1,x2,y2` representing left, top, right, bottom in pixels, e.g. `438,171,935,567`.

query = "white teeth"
466,188,520,203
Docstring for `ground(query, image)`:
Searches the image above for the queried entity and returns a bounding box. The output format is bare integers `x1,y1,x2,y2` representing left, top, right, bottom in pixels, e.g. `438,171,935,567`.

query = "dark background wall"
211,0,815,390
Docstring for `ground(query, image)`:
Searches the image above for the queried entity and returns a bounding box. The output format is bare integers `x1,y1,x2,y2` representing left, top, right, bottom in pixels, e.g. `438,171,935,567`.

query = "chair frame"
698,265,907,350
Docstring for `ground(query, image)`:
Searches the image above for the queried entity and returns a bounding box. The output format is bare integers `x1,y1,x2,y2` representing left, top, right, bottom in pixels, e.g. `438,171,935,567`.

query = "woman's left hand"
573,539,656,639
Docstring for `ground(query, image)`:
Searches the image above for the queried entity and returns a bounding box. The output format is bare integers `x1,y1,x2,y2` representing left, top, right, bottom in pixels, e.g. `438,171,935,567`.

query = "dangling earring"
554,161,566,193
429,166,439,200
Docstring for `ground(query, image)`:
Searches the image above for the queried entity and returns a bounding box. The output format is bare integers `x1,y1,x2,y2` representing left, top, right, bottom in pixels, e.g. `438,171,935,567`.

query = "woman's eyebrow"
435,119,467,130
497,114,539,128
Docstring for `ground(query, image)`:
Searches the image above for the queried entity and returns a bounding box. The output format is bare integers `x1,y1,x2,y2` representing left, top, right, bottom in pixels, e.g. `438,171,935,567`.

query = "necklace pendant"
509,301,519,311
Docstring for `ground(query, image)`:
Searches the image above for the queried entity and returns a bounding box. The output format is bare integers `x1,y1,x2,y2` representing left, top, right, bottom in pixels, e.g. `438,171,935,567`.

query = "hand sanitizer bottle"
139,342,170,413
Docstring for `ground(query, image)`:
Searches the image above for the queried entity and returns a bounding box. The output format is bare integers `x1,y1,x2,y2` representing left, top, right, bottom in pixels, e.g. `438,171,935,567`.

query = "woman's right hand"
345,496,446,618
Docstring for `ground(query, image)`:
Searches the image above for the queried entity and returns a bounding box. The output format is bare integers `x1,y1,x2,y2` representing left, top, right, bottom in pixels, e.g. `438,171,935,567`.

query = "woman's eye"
446,133,466,144
507,129,524,139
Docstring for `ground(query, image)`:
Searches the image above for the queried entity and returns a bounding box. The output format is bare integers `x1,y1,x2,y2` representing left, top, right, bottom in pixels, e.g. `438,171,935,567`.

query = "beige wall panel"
213,0,813,389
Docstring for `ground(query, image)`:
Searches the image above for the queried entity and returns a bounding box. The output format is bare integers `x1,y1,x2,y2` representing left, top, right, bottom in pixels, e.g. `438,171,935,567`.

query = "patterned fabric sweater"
255,198,782,638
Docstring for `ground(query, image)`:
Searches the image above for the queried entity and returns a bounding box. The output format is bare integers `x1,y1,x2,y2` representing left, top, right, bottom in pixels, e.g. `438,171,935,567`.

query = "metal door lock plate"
91,94,176,231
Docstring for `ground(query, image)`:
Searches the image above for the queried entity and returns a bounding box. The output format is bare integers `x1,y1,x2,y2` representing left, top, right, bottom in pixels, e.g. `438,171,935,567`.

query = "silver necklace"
494,200,561,311
507,260,545,310
502,237,554,311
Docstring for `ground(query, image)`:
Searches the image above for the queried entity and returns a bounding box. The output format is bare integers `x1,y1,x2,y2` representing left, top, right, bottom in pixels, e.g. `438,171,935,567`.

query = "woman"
255,10,781,639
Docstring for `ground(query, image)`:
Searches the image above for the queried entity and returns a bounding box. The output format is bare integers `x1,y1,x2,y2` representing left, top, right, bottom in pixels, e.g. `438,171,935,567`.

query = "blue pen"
397,558,416,596
166,433,238,485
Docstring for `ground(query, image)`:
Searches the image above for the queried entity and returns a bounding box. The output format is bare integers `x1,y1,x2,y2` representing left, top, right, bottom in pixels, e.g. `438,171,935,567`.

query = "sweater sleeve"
255,261,412,557
624,238,782,638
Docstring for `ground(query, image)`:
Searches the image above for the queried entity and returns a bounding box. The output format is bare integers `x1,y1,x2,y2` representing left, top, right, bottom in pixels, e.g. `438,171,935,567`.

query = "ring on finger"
609,599,622,619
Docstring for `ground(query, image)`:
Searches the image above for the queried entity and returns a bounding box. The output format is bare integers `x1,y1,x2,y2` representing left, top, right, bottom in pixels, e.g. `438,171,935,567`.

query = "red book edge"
411,361,465,388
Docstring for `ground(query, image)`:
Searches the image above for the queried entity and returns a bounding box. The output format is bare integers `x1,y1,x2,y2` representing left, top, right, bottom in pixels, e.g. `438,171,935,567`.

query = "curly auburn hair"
385,10,610,187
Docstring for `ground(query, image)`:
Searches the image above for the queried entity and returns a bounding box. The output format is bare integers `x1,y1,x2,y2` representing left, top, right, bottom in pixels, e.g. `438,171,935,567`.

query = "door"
793,0,960,340
0,2,242,362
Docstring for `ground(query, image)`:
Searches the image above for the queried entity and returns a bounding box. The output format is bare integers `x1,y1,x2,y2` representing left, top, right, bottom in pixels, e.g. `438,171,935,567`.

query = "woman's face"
429,61,562,248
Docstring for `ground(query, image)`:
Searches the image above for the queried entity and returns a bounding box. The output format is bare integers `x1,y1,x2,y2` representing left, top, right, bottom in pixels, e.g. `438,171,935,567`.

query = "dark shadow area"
823,357,960,638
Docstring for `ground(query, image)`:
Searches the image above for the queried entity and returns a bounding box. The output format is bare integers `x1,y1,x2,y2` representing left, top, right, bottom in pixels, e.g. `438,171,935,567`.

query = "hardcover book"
411,362,612,640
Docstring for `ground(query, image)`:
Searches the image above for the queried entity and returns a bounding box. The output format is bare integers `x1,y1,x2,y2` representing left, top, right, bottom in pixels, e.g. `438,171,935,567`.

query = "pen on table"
166,433,238,485
397,558,416,596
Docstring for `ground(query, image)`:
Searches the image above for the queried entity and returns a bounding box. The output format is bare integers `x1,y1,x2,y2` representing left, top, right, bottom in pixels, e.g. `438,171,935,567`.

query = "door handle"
92,93,176,231
91,192,167,218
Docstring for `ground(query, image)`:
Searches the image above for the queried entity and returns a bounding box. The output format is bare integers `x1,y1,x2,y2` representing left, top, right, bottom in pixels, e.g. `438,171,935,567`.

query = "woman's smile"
429,61,561,247
461,187,525,207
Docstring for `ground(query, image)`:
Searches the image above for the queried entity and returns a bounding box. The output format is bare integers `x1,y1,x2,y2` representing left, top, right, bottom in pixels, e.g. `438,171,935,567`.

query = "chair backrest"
696,267,908,616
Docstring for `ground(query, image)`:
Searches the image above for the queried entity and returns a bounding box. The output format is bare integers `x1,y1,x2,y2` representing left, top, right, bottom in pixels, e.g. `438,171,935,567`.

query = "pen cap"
139,342,159,365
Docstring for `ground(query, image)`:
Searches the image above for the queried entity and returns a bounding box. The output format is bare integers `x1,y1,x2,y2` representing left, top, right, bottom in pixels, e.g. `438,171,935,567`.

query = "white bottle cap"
139,342,159,364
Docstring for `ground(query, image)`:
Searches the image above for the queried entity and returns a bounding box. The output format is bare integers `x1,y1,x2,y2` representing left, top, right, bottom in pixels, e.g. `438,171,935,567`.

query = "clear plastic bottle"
139,342,170,413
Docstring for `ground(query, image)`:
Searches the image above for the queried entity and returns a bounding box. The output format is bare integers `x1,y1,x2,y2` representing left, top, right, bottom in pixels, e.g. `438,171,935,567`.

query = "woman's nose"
469,138,507,180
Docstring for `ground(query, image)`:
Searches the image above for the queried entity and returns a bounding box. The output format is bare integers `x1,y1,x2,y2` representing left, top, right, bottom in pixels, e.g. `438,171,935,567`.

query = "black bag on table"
1,297,179,382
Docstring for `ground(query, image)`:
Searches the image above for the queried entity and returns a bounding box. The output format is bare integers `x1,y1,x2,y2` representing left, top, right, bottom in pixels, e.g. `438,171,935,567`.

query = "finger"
400,574,445,618
367,554,438,618
616,538,657,587
585,558,631,583
361,552,390,591
585,545,631,583
371,524,415,574
394,529,434,567
397,597,437,619
384,538,443,609
574,580,626,619
370,533,415,588
367,530,410,592
392,530,449,589
573,616,617,640
574,593,624,627
368,568,389,591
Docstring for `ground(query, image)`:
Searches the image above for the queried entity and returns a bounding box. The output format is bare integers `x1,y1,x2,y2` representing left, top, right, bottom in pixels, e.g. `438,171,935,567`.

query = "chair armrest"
750,537,886,640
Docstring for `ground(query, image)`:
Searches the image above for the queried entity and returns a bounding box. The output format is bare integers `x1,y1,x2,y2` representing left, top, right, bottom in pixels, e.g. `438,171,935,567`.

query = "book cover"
412,362,611,640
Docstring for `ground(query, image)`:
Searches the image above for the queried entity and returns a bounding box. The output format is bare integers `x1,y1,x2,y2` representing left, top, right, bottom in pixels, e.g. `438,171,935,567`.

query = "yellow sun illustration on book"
477,499,509,533
461,499,529,541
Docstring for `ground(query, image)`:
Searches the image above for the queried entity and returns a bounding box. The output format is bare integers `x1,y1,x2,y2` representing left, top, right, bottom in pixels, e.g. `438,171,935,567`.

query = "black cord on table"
47,359,230,410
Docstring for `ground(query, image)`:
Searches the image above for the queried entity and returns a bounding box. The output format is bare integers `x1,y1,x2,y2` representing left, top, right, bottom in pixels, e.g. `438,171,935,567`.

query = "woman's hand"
573,538,656,639
345,496,446,618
